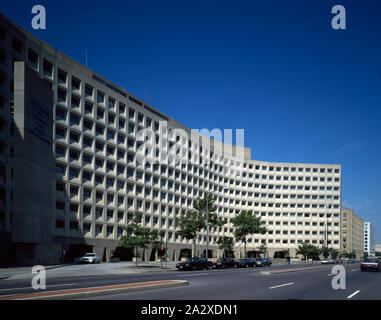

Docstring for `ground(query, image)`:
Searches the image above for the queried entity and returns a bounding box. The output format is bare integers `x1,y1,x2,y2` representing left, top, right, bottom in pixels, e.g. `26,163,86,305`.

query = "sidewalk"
0,264,70,280
0,261,179,281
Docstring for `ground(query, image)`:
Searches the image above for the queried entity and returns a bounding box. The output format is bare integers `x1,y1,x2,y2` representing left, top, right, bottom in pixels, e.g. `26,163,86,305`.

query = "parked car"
214,257,239,269
321,259,335,264
360,258,381,272
237,258,256,268
79,253,101,264
176,257,213,271
255,258,272,267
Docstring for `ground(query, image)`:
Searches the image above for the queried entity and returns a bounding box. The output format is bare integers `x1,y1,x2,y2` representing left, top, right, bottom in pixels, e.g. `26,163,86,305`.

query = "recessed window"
57,68,67,84
28,48,38,65
12,37,23,53
43,59,53,76
97,91,104,104
85,84,93,98
72,76,81,91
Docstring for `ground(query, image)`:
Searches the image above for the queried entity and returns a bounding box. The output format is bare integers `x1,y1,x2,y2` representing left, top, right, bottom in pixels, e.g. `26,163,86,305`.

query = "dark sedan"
214,257,239,269
237,258,256,268
255,258,272,267
360,258,381,272
176,257,213,271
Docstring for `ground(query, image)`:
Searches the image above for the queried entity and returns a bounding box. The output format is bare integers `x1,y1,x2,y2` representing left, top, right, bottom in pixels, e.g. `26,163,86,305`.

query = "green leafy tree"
258,243,268,258
297,242,320,261
119,212,159,266
193,194,226,231
217,236,234,258
296,242,310,261
176,195,226,257
308,244,321,262
231,210,267,258
283,249,290,259
329,248,339,259
320,246,330,259
176,210,205,257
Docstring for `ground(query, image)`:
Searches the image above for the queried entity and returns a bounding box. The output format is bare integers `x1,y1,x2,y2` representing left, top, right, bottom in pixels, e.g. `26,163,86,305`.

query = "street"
0,263,380,300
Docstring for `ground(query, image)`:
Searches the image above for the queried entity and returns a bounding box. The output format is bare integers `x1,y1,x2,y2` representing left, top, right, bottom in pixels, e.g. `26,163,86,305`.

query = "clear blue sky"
2,0,381,242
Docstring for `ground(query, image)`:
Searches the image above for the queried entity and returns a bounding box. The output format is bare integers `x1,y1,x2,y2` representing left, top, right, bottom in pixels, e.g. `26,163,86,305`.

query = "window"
72,76,81,91
97,91,104,103
28,48,38,65
83,120,93,130
71,96,80,108
57,89,67,103
55,145,65,156
70,132,80,143
85,84,93,98
97,108,104,119
55,164,65,174
43,59,53,76
96,125,104,135
56,108,66,120
119,102,126,114
83,136,93,147
12,37,23,53
95,141,104,151
57,68,67,84
83,154,92,165
108,97,115,108
85,102,93,114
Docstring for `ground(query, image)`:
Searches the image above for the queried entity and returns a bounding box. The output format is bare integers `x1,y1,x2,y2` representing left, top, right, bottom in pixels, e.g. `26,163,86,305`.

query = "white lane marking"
0,283,77,292
269,282,295,289
351,269,357,271
328,273,335,276
347,290,360,299
178,273,210,277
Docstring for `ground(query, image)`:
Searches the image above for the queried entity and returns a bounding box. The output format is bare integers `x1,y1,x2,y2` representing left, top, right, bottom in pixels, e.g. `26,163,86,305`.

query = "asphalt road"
0,263,380,300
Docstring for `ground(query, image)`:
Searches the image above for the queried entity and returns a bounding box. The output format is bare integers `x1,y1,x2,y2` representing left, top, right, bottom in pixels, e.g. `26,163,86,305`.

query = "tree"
176,195,226,257
283,249,290,259
217,236,234,258
329,248,339,260
176,210,206,257
320,246,330,259
296,242,310,261
231,210,267,258
296,242,320,261
193,194,226,231
258,243,268,258
119,212,159,266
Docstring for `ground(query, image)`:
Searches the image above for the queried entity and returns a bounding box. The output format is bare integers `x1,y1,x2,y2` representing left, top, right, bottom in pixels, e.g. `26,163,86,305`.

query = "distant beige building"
340,207,364,259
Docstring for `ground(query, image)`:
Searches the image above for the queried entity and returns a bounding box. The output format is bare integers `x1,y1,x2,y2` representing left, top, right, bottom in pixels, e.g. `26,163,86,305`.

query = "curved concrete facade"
0,14,341,263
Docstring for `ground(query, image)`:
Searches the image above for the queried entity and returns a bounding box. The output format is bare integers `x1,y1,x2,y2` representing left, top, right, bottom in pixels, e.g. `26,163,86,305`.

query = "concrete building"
364,222,376,257
375,244,381,257
0,14,342,264
340,207,364,259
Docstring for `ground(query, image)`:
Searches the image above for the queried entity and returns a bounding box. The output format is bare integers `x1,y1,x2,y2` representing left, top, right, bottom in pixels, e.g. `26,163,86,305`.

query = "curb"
0,280,189,300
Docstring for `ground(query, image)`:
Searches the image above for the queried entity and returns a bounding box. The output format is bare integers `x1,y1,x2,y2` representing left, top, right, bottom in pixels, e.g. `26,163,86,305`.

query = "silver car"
79,253,101,264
